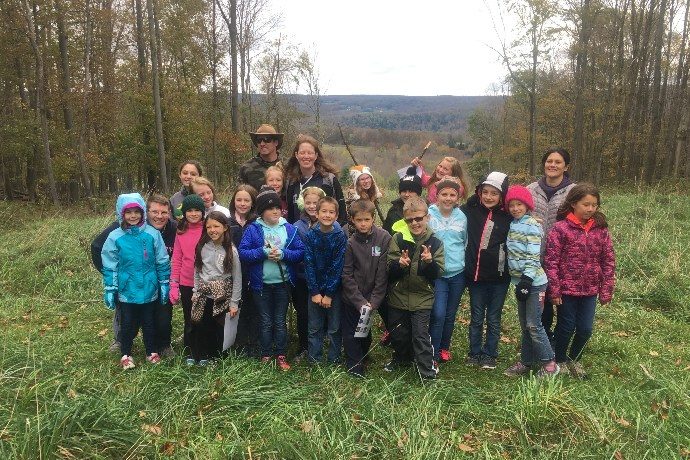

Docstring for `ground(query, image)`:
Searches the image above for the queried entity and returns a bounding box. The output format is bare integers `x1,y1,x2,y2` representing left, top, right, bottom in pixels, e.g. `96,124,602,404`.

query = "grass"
0,189,689,459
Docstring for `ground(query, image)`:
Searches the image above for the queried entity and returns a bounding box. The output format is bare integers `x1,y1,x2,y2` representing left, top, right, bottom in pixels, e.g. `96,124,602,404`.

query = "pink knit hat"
504,185,534,211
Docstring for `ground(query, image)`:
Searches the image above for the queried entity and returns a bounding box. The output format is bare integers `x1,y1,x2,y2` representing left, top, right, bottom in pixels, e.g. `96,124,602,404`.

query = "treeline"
466,0,690,183
0,0,322,204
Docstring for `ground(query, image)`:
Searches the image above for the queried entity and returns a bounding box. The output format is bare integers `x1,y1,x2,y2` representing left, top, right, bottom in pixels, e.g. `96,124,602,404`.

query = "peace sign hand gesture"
399,249,411,267
420,245,432,263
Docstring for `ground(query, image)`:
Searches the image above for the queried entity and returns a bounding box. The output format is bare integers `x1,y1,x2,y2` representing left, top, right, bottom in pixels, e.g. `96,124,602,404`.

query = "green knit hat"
181,194,205,216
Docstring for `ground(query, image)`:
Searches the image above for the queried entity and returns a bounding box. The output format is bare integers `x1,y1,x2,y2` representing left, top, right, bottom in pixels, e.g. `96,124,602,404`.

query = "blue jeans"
120,301,156,356
516,284,554,365
308,290,342,363
467,281,509,358
253,283,290,357
429,272,466,360
554,295,596,362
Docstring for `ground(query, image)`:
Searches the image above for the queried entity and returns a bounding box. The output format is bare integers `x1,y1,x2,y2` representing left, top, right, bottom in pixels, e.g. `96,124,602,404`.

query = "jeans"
541,298,556,343
291,279,310,353
253,283,290,357
429,272,466,360
554,295,597,362
516,284,554,364
120,301,156,356
154,302,172,350
308,290,342,363
467,280,510,358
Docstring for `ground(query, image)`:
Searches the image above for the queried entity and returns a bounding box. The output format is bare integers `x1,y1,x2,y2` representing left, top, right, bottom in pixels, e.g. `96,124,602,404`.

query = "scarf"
538,175,572,201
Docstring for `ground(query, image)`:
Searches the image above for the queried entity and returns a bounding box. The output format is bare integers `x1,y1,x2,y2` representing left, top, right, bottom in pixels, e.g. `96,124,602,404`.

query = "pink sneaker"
276,355,291,371
146,353,161,364
120,355,135,370
439,349,452,363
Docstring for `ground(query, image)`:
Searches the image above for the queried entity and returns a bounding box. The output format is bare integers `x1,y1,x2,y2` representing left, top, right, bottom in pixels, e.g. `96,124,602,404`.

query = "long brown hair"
228,184,258,222
429,156,470,200
284,134,338,182
556,183,608,228
194,211,234,272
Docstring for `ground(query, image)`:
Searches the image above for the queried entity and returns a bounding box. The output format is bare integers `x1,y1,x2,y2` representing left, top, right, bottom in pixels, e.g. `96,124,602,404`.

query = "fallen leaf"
463,433,474,441
301,420,313,433
612,411,631,428
141,424,162,436
138,411,147,418
649,350,659,357
675,358,682,366
160,441,175,456
397,430,408,448
458,443,474,453
680,448,690,458
420,430,428,438
351,414,361,424
610,366,621,376
64,356,73,366
57,446,76,459
66,270,74,277
499,336,516,344
97,328,108,338
612,331,630,337
216,432,223,441
614,451,624,460
684,365,690,371
66,389,77,399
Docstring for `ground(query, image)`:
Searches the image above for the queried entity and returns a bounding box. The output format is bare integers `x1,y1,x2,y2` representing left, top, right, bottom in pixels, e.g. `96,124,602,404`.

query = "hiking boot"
536,360,560,378
480,356,497,370
384,360,402,372
120,355,135,370
109,341,121,353
146,353,161,364
439,349,452,363
159,346,175,358
277,355,291,371
380,330,391,347
504,361,531,377
567,361,588,379
465,355,480,366
431,360,440,377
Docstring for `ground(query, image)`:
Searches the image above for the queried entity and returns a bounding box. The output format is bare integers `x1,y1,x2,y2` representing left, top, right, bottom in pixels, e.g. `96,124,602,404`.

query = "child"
545,183,615,379
341,199,391,376
382,166,422,235
428,178,467,364
293,186,327,360
239,186,305,371
169,194,205,351
461,172,512,370
192,176,230,217
502,185,558,378
101,193,171,369
346,165,382,207
385,197,444,380
265,165,289,219
411,156,469,204
170,160,203,219
304,196,348,364
190,211,242,365
228,184,259,356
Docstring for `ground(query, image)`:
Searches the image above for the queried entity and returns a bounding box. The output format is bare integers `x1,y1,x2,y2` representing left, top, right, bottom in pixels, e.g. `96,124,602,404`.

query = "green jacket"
387,226,444,311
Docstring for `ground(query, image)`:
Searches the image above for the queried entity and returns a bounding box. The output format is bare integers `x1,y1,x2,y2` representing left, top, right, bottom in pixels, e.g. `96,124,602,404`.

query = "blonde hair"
430,156,470,200
191,176,217,201
403,196,428,215
297,186,326,211
264,165,284,180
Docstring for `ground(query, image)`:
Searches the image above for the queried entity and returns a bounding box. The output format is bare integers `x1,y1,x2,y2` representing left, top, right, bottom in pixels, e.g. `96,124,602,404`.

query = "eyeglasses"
404,215,427,224
256,137,275,144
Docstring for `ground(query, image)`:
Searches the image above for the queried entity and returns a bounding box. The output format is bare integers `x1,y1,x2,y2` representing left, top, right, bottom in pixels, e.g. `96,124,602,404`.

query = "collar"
566,212,594,232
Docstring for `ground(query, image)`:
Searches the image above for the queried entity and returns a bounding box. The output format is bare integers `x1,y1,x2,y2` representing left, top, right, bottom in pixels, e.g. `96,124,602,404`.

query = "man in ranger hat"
238,124,284,192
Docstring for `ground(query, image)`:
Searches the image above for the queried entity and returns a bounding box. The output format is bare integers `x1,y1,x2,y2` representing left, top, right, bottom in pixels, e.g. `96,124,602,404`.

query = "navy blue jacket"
303,223,348,296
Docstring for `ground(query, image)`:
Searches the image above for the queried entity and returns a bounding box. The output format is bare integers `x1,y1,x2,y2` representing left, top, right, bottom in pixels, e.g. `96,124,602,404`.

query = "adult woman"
527,147,576,342
284,134,346,224
170,160,203,219
191,176,230,217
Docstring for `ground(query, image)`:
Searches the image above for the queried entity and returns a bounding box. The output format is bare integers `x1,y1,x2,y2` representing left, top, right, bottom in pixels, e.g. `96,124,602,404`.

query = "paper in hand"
354,305,373,338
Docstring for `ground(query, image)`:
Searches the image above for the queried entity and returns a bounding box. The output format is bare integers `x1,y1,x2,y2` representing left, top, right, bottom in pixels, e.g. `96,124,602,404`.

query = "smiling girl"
411,156,469,204
171,160,203,219
192,176,230,218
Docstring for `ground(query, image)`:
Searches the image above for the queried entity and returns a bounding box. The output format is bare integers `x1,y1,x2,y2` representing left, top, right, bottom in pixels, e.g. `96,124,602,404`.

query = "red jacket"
544,218,615,302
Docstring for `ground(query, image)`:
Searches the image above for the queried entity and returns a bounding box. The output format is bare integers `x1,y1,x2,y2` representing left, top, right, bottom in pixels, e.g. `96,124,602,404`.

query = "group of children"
101,150,615,380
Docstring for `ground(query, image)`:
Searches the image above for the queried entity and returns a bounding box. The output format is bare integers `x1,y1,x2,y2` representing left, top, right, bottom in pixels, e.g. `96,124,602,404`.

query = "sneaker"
536,361,560,378
380,330,391,347
198,359,209,367
276,355,291,371
109,341,121,353
439,349,452,363
567,361,588,379
383,360,402,372
480,356,497,370
293,349,308,364
159,346,175,358
504,361,531,377
146,353,161,364
465,355,480,366
120,355,135,370
185,357,196,366
261,356,272,364
430,360,440,377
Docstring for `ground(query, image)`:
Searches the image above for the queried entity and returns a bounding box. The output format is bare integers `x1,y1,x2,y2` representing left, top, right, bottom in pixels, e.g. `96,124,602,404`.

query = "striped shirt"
506,214,547,286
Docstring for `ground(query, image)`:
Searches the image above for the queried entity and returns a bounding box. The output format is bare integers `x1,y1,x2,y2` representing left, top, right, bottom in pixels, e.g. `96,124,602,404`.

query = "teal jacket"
101,193,171,304
428,205,467,278
506,213,547,286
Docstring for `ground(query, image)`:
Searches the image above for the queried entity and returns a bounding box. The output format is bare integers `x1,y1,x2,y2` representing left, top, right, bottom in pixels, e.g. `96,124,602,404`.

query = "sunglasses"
256,136,275,144
404,215,427,224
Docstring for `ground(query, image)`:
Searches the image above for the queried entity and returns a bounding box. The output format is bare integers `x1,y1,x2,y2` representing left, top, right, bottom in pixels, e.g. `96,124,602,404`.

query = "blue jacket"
101,193,171,304
303,223,348,296
428,205,467,278
507,213,548,286
238,218,305,292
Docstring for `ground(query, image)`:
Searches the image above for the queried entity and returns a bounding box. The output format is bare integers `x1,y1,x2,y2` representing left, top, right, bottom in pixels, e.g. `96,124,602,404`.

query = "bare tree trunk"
21,0,59,205
667,0,690,175
230,0,239,132
573,0,592,181
211,0,219,185
76,0,93,196
54,0,74,132
147,0,167,193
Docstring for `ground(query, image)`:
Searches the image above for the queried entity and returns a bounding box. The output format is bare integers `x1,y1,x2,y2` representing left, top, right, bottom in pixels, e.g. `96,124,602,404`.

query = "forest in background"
1,0,689,206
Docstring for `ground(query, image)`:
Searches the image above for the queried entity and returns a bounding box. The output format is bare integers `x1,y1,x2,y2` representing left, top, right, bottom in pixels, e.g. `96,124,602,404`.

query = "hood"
116,193,147,226
474,171,509,206
258,216,287,229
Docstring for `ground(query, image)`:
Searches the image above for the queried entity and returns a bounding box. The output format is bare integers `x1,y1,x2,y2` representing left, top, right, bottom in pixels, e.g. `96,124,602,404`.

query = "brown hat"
250,124,284,149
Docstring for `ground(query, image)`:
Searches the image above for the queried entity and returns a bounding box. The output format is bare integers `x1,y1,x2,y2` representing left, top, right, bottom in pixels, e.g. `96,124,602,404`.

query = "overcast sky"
278,0,509,96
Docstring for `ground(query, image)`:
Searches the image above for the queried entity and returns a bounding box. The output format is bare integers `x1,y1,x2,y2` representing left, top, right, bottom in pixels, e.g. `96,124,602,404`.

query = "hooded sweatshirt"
341,226,391,311
428,204,467,278
304,222,348,296
170,220,204,287
101,193,171,304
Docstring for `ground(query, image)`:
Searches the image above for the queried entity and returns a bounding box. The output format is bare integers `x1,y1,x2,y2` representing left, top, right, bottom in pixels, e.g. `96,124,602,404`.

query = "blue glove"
103,287,117,310
159,282,170,305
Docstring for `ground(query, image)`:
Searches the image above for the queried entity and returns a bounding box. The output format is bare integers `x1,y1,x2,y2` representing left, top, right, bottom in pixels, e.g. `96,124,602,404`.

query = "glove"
160,282,170,305
515,276,533,302
169,283,180,305
103,287,117,310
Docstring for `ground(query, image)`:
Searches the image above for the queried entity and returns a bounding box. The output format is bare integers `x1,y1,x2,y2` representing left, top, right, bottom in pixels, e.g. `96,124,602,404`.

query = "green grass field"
0,190,689,459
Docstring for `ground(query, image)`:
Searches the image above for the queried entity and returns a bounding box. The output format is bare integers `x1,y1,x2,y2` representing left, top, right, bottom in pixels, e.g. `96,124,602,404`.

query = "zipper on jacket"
474,209,493,281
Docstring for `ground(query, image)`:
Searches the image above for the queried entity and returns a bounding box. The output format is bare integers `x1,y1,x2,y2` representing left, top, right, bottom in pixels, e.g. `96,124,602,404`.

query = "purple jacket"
544,218,616,303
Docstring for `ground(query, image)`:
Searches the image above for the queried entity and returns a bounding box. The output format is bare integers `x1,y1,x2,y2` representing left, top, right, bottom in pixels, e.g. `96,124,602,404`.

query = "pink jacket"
170,221,204,287
544,218,616,302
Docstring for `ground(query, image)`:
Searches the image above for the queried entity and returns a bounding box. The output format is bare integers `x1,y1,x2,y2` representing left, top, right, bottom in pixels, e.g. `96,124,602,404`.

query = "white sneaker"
120,355,135,370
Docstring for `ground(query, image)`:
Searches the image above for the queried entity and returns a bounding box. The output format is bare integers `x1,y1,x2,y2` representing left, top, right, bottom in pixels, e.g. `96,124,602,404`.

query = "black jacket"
382,198,405,235
285,172,346,225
